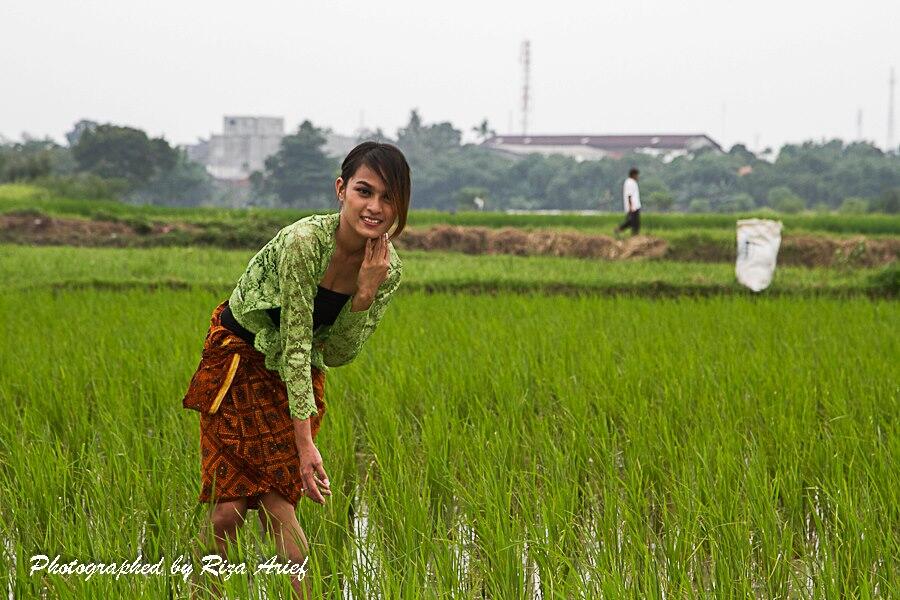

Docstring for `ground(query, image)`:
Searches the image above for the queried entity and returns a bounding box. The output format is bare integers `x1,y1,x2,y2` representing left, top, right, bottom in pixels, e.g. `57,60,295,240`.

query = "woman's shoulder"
278,212,340,250
283,211,339,236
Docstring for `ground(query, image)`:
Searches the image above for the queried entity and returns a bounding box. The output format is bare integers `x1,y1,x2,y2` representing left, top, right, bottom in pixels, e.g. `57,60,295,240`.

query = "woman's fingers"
313,466,332,495
303,470,326,504
382,233,389,261
312,477,332,496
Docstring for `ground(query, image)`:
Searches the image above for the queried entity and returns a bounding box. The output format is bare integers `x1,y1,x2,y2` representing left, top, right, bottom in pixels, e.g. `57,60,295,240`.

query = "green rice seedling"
0,282,896,597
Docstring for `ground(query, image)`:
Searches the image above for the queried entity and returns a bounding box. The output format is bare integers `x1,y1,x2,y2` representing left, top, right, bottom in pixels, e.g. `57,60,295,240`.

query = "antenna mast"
520,40,531,135
888,67,896,151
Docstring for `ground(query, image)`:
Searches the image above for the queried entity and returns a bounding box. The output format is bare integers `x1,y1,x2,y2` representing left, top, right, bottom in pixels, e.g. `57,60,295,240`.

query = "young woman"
182,141,410,597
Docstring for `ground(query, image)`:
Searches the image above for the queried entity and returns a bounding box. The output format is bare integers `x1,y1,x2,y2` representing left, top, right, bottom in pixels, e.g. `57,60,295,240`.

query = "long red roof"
483,134,722,152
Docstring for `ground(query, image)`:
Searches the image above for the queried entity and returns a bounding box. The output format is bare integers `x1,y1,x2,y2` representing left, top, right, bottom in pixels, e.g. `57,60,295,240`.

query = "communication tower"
520,40,531,135
888,67,895,151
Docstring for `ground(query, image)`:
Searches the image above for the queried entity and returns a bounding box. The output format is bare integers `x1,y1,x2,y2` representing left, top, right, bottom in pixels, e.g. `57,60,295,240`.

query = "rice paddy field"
1,230,898,597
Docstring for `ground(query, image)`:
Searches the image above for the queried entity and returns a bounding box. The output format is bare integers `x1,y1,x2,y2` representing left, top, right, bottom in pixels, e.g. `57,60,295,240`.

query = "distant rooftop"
482,134,723,162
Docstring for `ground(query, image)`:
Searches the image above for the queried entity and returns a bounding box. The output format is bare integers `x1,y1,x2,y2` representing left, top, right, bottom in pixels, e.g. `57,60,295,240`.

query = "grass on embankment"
2,244,895,297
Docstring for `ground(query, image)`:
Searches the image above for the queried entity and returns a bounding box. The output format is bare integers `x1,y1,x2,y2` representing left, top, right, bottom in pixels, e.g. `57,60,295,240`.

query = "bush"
688,198,711,213
454,186,489,210
31,173,127,200
718,192,755,213
648,190,675,211
868,263,899,295
839,197,869,214
768,186,805,213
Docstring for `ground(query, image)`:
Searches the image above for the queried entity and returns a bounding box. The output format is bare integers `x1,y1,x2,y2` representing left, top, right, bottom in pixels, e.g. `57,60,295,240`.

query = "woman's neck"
333,219,367,261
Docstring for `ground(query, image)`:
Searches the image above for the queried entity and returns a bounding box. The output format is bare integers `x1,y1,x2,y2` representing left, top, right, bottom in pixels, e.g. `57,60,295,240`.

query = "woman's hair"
340,141,411,239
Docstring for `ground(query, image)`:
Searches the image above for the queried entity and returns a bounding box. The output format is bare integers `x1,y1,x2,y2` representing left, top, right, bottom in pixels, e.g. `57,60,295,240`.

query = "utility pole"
520,40,531,135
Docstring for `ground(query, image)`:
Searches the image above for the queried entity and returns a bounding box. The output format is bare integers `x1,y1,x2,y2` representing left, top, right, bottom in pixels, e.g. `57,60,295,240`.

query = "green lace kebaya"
228,211,403,420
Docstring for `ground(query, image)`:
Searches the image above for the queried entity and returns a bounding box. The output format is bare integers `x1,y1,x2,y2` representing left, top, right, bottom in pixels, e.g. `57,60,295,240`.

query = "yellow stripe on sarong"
209,353,240,415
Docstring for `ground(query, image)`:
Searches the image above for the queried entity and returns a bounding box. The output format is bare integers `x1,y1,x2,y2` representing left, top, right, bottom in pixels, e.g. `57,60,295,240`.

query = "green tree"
0,148,51,181
0,137,74,182
870,188,899,213
253,120,337,208
72,124,178,188
65,119,99,147
128,149,217,206
728,143,757,163
471,119,496,143
396,109,462,157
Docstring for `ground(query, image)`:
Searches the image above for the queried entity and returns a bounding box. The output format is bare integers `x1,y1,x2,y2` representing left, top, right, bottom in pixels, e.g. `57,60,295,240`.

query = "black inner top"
265,285,352,332
221,285,352,348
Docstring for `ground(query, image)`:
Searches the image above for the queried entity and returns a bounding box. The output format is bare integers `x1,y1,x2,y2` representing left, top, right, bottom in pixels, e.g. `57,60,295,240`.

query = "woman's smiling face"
336,164,397,240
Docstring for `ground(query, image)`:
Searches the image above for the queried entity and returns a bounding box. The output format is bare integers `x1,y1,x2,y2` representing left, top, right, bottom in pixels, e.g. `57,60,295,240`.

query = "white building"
186,116,361,182
187,116,284,181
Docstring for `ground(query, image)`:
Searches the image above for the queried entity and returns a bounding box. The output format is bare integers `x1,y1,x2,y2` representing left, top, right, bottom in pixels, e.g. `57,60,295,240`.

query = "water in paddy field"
5,533,15,600
336,487,865,598
338,483,548,599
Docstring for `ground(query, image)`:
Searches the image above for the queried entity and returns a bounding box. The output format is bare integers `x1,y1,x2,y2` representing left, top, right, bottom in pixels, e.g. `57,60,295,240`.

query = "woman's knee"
258,493,305,539
210,499,248,535
258,492,296,524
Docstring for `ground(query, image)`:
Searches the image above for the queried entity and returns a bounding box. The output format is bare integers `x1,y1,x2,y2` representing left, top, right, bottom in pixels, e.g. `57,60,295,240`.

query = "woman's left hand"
356,233,390,300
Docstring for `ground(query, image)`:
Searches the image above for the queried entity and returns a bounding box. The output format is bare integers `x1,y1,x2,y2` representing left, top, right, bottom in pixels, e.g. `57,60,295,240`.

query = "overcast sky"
2,0,898,152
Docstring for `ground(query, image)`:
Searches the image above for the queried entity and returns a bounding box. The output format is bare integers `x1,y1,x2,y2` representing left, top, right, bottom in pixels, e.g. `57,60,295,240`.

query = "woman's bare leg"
258,491,312,599
191,498,249,598
207,498,250,554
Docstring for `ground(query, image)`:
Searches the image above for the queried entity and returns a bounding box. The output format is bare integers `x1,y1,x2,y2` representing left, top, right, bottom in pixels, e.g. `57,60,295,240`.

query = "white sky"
1,0,898,152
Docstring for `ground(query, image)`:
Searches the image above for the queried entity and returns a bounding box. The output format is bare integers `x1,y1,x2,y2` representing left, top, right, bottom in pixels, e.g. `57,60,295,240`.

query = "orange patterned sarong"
182,300,326,509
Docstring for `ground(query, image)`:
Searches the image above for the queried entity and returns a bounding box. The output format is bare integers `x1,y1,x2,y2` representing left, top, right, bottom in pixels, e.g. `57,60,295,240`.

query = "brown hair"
340,142,411,239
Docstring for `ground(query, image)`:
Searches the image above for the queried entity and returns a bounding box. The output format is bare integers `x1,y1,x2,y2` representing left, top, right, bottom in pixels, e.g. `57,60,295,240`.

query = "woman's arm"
278,228,332,503
278,230,320,422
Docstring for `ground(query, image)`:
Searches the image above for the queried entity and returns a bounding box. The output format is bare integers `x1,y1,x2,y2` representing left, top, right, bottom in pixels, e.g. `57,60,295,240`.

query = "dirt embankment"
2,213,897,268
0,212,200,246
396,226,669,260
394,226,897,268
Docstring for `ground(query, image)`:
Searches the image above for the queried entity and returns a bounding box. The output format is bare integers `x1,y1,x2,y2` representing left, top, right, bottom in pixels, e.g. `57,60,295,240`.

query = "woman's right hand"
296,438,331,504
293,417,331,503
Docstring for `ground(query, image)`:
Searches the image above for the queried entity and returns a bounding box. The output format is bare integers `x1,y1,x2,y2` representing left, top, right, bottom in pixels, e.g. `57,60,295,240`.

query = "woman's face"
336,164,397,240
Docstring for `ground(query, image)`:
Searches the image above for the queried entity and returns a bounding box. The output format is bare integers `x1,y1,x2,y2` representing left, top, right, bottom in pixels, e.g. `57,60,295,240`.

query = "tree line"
2,113,898,213
0,120,217,205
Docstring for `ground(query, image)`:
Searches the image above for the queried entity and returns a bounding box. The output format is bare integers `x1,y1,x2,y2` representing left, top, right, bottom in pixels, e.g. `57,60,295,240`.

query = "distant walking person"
616,168,642,236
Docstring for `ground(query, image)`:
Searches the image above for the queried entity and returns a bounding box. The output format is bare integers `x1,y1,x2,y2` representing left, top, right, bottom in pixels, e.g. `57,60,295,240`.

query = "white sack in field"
735,219,782,292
